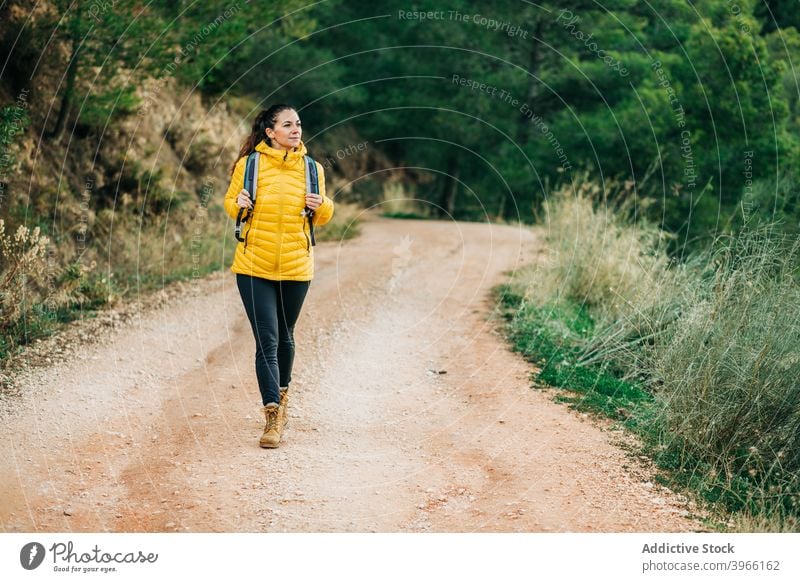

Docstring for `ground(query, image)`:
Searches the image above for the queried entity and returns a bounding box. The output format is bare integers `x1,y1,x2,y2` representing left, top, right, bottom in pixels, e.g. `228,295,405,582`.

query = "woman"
223,104,334,448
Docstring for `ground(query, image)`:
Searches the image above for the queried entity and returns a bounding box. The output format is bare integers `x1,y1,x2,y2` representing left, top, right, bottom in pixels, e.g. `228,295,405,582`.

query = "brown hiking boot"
259,403,281,448
278,389,289,429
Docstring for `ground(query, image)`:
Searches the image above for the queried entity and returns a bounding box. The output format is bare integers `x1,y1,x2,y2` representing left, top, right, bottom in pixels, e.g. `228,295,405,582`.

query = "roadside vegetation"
495,184,800,532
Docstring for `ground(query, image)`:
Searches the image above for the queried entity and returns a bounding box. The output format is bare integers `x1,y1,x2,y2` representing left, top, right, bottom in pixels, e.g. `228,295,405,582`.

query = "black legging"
236,274,311,405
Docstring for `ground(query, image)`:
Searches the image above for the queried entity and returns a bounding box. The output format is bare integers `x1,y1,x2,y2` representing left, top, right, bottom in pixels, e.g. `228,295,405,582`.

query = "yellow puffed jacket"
223,139,334,281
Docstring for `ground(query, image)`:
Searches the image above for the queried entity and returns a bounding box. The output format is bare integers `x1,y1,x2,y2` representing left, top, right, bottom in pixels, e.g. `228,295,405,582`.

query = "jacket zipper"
275,151,289,272
271,150,310,268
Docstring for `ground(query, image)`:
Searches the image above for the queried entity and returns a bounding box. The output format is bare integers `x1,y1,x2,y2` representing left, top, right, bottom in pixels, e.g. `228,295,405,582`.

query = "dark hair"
230,103,296,175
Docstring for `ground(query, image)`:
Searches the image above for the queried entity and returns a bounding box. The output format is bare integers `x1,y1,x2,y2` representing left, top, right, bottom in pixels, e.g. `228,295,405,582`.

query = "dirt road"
0,215,701,532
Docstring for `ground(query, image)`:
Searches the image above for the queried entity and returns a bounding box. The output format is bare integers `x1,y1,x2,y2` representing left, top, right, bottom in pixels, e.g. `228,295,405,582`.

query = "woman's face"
266,109,302,150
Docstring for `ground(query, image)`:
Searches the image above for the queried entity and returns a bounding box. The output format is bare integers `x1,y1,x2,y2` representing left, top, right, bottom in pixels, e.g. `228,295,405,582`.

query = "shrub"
648,228,800,518
503,181,800,530
541,181,673,323
0,103,29,177
0,220,51,329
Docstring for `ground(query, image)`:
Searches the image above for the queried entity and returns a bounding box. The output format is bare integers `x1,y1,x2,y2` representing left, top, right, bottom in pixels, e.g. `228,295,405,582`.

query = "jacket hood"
255,139,308,162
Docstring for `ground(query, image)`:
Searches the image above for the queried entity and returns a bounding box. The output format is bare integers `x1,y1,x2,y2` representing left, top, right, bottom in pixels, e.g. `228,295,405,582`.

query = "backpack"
234,152,320,250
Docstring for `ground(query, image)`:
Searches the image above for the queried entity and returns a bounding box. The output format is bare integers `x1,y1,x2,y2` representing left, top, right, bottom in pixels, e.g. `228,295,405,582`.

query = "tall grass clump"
511,181,688,382
0,219,113,361
0,219,51,325
500,181,675,418
381,182,430,219
648,228,800,525
500,180,800,530
539,181,674,322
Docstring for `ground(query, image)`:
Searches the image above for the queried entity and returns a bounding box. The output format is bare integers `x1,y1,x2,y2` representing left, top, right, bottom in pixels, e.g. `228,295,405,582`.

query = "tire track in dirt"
0,214,702,532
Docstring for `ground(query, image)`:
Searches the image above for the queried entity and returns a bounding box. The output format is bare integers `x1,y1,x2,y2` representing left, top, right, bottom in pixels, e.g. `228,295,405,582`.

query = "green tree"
755,0,800,33
42,0,170,141
152,0,315,96
207,0,800,248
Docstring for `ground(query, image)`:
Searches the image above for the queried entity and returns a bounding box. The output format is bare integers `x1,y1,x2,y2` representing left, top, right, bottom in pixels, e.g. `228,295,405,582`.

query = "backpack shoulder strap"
303,155,319,248
243,151,260,202
235,152,261,243
303,155,319,195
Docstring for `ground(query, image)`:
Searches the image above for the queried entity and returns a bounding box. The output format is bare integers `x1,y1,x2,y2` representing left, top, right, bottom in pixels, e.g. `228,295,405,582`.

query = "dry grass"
505,181,800,531
380,182,429,218
540,182,673,321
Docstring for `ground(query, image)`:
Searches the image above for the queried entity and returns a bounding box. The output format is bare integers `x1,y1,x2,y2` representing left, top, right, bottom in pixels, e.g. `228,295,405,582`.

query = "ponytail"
230,103,295,175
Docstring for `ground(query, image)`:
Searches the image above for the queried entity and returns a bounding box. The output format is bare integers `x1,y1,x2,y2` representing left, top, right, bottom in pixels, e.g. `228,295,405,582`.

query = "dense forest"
3,1,799,243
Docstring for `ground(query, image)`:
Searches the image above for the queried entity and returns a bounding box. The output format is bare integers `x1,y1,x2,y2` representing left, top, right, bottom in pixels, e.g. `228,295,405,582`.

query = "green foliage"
381,211,429,220
19,0,799,253
284,0,799,253
78,86,141,129
33,0,173,138
732,172,800,247
498,286,651,421
0,304,69,362
8,0,800,246
499,189,800,530
0,102,29,177
149,0,327,97
649,228,800,518
755,0,800,33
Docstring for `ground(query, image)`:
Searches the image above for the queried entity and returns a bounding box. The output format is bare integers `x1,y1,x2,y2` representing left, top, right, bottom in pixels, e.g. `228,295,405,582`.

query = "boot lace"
265,406,279,430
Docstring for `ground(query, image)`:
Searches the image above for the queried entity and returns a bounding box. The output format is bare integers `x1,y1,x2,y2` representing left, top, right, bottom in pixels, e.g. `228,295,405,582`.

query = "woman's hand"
236,189,253,209
305,192,323,210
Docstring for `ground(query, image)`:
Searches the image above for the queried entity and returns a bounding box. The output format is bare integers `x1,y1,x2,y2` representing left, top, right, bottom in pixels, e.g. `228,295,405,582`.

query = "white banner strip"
1,533,798,581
